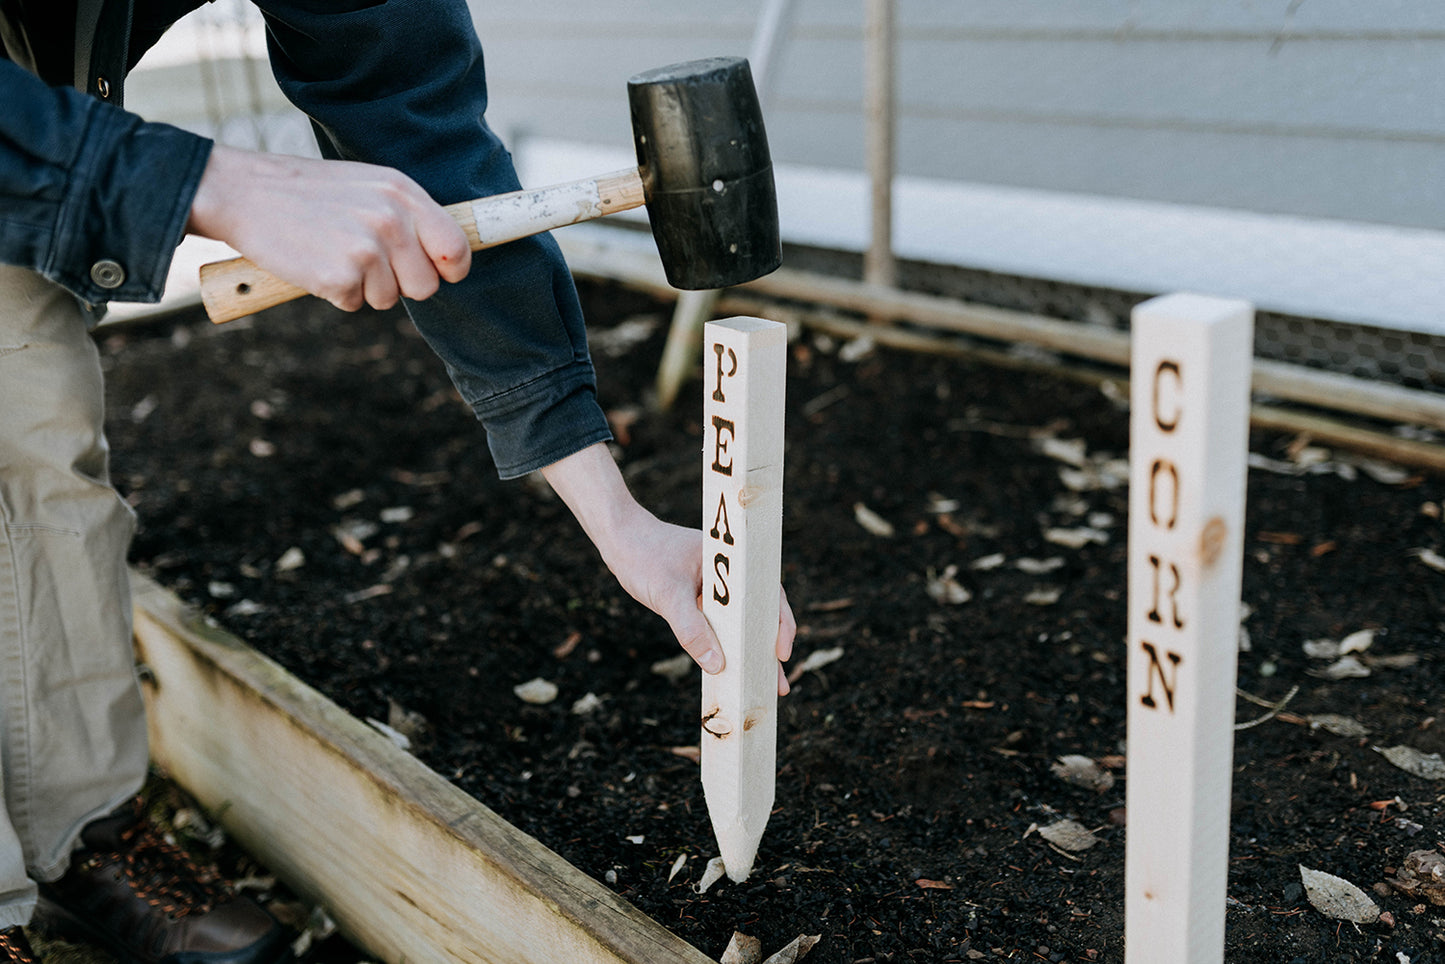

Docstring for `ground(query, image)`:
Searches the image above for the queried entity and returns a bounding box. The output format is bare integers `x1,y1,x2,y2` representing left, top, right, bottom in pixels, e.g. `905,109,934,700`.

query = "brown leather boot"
0,928,38,963
34,800,292,964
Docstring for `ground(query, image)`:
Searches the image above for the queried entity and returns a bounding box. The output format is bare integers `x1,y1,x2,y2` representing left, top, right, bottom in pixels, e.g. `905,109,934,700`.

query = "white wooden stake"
1125,293,1253,964
701,316,787,883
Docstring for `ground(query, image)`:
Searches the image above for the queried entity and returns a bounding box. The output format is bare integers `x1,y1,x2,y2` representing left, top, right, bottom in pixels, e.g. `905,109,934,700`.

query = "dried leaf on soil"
696,856,727,894
513,678,559,705
365,717,411,751
1308,655,1371,680
570,692,603,715
720,931,762,964
1411,547,1445,572
1025,587,1062,606
667,853,687,884
1308,713,1369,737
787,646,845,684
1299,865,1380,923
650,653,694,682
761,934,821,964
1036,819,1101,852
274,547,305,572
1303,629,1376,660
915,878,954,890
1034,436,1089,468
1051,755,1116,792
853,502,895,537
1375,745,1445,780
926,565,972,605
1016,556,1064,575
1044,527,1110,549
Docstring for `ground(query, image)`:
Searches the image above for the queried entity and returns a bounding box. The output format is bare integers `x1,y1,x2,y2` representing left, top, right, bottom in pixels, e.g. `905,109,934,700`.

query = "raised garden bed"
100,280,1445,963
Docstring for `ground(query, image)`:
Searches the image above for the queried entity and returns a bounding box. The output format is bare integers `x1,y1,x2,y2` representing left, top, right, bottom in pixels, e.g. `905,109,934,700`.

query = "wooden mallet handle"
199,169,645,324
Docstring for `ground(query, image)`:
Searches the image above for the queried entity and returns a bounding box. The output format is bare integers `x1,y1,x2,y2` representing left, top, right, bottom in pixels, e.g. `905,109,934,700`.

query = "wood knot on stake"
701,707,733,738
737,484,763,507
1200,516,1228,569
743,706,768,732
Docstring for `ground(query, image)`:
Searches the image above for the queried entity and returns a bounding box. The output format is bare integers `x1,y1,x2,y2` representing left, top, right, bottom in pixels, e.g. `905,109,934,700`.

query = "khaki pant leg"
0,266,149,922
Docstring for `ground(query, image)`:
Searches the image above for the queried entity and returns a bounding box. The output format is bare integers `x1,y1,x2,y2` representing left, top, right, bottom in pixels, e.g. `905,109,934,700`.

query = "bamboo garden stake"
701,317,787,883
1125,293,1253,964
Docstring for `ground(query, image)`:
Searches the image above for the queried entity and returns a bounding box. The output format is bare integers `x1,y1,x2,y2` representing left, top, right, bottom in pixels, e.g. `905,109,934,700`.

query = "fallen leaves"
1375,745,1445,780
787,647,844,685
926,565,971,605
1050,755,1116,792
1031,819,1101,853
651,653,694,683
721,932,821,964
1301,628,1420,680
696,856,728,895
1411,547,1445,572
1300,865,1380,924
853,502,895,537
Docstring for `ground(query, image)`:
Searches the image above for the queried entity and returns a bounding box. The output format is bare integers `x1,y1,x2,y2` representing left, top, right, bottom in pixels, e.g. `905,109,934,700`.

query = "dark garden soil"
95,278,1445,964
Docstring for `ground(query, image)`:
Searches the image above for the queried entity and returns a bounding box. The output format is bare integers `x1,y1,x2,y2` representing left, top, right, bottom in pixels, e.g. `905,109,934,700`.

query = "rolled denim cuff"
464,358,613,479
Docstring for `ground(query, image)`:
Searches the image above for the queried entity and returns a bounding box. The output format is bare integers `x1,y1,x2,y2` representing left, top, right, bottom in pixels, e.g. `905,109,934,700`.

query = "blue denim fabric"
0,0,612,479
0,58,210,307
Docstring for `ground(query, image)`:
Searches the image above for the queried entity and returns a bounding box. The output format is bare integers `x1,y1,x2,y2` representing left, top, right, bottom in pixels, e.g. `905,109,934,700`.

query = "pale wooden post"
1125,293,1253,963
864,0,897,291
701,317,787,882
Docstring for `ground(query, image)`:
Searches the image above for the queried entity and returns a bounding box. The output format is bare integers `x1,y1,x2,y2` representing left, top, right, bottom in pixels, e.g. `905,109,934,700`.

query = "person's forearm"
539,443,648,567
541,442,796,695
541,443,726,675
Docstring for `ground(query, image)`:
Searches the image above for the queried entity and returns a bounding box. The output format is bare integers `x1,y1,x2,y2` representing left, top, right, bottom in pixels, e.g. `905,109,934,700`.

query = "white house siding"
462,2,1445,338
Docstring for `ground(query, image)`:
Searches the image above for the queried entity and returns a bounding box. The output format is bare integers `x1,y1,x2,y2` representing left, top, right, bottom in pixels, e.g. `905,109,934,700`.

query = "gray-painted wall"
469,1,1445,232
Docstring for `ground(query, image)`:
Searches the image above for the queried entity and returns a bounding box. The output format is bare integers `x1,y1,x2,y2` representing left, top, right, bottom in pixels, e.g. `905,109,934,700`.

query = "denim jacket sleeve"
0,57,212,306
256,0,612,479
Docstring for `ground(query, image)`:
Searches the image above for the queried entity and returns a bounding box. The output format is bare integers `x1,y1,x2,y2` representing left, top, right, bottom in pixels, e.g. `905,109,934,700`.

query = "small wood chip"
1044,527,1110,549
650,653,694,682
787,646,845,684
274,547,305,572
1412,547,1445,572
853,502,895,538
513,678,559,705
1016,557,1065,575
926,565,972,605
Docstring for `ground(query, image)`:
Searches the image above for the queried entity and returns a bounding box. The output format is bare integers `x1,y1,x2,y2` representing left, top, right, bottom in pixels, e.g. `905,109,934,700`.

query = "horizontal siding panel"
463,2,1445,230
767,35,1445,139
895,119,1445,229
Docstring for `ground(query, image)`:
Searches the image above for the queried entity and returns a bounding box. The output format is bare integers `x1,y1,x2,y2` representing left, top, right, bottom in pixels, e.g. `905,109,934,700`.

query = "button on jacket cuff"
0,60,211,308
50,103,211,306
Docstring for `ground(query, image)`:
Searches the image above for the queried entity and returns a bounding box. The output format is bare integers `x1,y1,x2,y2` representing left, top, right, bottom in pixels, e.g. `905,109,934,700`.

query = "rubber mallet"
198,56,780,324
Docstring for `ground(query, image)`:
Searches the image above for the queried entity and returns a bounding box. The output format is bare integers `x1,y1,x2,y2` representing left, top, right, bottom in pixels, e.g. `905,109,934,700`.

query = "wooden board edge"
129,571,717,964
